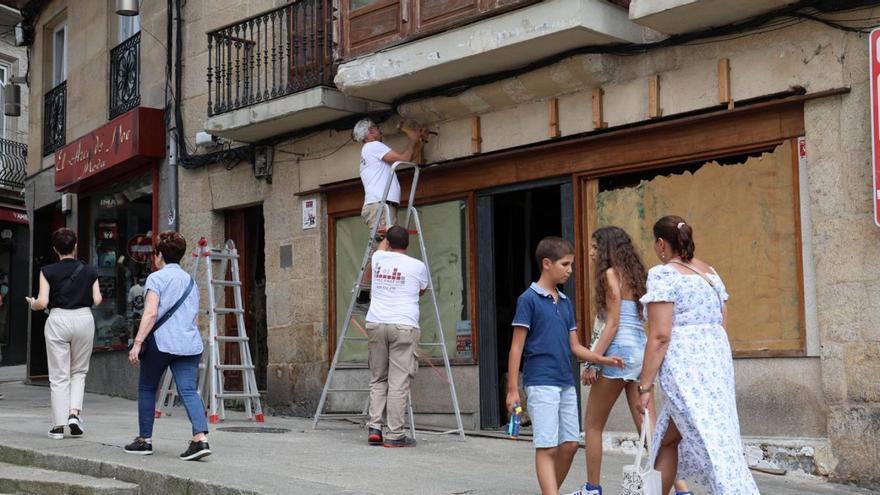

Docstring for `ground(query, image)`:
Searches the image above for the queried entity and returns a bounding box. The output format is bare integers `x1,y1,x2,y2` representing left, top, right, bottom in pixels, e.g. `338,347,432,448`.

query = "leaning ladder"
154,238,264,423
313,161,465,440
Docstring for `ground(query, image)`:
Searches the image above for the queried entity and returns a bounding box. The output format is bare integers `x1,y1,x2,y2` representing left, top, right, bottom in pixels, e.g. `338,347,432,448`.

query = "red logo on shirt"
374,263,405,283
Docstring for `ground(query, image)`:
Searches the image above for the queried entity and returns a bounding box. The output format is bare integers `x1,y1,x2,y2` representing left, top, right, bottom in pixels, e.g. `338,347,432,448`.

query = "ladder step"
327,388,370,393
211,279,242,287
215,336,249,342
214,308,245,314
215,364,255,370
216,392,261,399
344,337,368,342
208,253,239,259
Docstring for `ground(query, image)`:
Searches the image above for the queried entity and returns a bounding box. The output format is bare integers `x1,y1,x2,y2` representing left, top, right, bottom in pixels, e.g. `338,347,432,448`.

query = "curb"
0,443,261,495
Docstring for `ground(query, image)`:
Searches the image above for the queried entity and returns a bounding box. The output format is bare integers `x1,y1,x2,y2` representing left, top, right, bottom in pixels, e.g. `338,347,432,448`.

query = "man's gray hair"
353,118,374,143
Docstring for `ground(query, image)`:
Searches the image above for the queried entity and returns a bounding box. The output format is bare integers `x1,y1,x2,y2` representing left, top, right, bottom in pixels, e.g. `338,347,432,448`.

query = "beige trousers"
366,322,420,440
44,308,95,426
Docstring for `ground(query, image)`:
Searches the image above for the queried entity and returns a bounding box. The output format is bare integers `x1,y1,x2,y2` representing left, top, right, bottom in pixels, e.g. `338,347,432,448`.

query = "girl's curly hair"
592,226,648,317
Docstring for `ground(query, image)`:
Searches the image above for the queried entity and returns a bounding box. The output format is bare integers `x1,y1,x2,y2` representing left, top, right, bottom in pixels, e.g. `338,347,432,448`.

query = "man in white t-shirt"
364,225,428,448
352,118,425,305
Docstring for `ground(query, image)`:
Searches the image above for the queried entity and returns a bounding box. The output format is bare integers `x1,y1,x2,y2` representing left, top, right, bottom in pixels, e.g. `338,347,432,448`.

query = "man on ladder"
352,118,426,305
364,225,428,447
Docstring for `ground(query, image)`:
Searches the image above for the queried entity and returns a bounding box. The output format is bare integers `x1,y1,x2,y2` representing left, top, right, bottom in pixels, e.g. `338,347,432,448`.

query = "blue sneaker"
567,483,601,495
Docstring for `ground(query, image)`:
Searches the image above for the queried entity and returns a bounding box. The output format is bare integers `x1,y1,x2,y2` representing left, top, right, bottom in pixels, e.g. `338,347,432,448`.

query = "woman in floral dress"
638,215,759,494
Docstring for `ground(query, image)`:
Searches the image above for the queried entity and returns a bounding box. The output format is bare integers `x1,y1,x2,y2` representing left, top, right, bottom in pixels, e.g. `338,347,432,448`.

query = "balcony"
334,0,643,103
109,31,141,120
628,0,799,35
0,138,26,191
205,2,387,142
43,81,66,157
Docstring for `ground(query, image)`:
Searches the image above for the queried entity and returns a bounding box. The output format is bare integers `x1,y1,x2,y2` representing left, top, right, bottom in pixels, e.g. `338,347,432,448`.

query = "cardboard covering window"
594,142,803,354
334,200,470,363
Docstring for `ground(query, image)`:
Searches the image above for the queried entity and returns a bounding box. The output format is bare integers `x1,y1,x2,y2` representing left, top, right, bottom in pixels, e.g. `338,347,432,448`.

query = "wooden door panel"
347,1,405,55
416,0,478,32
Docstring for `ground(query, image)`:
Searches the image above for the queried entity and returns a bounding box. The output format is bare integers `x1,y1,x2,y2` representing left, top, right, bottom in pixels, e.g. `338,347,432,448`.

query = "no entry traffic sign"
870,28,880,226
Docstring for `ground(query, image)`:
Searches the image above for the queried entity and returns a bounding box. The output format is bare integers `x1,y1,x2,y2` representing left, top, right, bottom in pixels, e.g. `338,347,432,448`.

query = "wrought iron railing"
0,138,26,190
43,81,66,156
109,31,141,120
207,1,335,117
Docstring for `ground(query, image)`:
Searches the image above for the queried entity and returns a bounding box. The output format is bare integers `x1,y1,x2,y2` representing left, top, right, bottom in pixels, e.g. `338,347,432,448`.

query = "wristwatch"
638,383,654,394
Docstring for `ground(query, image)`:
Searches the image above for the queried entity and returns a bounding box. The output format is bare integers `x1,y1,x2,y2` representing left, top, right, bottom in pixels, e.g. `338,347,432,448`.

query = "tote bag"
621,409,662,495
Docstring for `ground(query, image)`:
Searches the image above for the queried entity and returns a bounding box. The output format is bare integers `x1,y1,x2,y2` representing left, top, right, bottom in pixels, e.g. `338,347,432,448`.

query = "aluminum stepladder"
313,161,465,440
155,238,264,423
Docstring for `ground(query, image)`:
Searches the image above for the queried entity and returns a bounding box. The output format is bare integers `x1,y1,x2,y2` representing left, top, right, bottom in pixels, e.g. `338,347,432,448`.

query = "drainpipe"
167,130,179,231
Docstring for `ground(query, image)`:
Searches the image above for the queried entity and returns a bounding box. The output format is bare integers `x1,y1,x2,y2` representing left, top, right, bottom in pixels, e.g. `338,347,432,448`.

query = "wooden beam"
471,116,482,154
719,58,734,109
649,74,661,118
549,98,561,138
592,88,608,129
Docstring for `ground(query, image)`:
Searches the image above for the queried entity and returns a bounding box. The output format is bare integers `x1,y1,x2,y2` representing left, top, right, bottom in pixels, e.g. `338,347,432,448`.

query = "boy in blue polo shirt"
507,237,623,495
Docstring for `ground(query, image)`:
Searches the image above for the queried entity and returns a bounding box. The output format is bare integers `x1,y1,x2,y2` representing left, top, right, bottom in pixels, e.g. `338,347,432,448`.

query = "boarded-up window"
334,199,471,363
593,142,803,355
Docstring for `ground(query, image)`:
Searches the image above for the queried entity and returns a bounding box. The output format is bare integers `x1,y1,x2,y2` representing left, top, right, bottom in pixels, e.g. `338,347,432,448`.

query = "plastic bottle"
508,403,522,438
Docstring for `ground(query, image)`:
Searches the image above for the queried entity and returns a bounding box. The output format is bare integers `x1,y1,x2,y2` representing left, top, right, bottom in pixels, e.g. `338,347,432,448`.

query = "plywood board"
594,142,802,353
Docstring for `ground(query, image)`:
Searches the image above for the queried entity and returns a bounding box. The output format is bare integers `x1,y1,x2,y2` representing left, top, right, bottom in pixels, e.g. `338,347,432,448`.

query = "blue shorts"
525,385,580,448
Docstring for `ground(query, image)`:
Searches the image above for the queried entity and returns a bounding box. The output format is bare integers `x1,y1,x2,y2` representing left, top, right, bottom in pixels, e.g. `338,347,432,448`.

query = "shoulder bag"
621,409,662,495
129,277,195,352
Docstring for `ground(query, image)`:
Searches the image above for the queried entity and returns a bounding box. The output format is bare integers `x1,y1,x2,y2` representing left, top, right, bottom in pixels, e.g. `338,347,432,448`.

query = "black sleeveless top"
40,259,99,309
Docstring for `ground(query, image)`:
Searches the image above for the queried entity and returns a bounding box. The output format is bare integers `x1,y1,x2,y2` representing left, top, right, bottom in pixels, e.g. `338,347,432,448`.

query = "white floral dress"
640,264,760,495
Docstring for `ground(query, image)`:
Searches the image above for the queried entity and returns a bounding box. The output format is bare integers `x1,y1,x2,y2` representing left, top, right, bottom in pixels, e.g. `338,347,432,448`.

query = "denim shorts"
600,301,647,382
525,385,580,448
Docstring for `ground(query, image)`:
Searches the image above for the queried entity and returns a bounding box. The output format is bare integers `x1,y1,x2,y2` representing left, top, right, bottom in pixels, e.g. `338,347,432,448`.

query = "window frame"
52,23,67,87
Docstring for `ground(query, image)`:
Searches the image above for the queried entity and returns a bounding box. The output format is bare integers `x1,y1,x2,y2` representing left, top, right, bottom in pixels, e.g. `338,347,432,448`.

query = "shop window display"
87,173,153,351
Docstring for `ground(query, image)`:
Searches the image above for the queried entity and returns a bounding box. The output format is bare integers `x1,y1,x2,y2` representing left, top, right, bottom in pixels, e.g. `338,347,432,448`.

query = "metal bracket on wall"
253,146,274,184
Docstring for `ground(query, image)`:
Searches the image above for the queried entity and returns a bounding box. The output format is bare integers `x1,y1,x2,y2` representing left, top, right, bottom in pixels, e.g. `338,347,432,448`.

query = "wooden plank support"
592,88,608,129
471,116,481,154
649,74,661,119
549,98,561,138
719,58,734,110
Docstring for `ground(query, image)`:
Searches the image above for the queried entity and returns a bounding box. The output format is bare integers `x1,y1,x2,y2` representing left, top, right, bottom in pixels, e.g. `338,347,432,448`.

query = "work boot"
383,436,416,448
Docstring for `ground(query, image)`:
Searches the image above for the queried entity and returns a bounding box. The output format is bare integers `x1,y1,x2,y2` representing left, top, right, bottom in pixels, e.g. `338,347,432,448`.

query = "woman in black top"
26,228,101,440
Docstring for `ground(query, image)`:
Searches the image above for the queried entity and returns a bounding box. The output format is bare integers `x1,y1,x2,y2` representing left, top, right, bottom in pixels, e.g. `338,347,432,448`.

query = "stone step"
0,462,139,495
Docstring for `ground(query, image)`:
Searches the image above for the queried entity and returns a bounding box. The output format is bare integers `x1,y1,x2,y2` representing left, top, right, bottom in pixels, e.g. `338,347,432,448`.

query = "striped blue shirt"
145,263,202,356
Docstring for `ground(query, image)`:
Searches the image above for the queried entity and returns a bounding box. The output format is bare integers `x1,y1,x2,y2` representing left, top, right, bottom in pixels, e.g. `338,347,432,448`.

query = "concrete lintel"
334,0,643,103
205,87,390,143
629,0,799,35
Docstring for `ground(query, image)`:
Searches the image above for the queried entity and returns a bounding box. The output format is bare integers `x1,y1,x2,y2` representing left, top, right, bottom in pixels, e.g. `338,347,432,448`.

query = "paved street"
0,371,875,495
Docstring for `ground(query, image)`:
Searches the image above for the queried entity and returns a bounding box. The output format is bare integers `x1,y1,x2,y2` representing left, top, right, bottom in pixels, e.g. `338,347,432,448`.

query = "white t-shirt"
360,141,401,204
366,250,428,327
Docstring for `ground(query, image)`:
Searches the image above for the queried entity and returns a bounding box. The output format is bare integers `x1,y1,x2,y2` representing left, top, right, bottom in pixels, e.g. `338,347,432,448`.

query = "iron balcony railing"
207,0,335,117
109,31,141,120
43,81,66,156
0,137,26,190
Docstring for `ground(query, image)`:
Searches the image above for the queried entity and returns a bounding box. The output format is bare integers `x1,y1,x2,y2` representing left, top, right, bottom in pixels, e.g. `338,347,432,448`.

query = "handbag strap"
144,277,195,340
667,260,724,309
634,408,653,474
58,262,85,300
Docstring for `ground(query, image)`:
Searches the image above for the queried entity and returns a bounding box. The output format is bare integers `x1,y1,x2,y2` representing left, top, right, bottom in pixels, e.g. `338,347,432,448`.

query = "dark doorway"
28,203,66,379
477,179,577,429
0,222,31,365
224,206,268,390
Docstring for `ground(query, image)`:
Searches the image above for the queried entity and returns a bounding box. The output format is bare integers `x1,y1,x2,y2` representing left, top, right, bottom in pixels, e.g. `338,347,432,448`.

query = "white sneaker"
47,426,64,440
565,484,601,495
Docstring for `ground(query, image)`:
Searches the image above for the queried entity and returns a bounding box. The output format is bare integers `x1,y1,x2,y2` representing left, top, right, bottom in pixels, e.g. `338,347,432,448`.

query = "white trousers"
44,307,94,426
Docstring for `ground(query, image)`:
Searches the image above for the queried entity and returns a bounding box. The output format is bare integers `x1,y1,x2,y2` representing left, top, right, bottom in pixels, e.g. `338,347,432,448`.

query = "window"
334,199,472,363
118,14,140,43
52,24,67,87
592,142,804,355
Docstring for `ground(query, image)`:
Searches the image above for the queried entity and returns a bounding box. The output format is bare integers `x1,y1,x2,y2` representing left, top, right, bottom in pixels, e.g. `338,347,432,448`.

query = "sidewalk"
0,376,875,495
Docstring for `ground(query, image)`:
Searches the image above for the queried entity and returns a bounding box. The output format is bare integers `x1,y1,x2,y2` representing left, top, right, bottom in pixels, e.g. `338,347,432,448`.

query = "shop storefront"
0,204,29,365
26,107,164,383
320,96,817,431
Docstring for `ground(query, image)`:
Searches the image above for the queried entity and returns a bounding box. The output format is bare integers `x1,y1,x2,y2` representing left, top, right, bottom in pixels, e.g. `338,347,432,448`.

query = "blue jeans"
138,337,207,438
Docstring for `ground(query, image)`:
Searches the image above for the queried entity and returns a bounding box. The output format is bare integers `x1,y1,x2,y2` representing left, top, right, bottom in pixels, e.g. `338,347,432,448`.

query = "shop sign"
0,206,27,224
54,107,165,191
870,28,880,227
127,234,153,264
